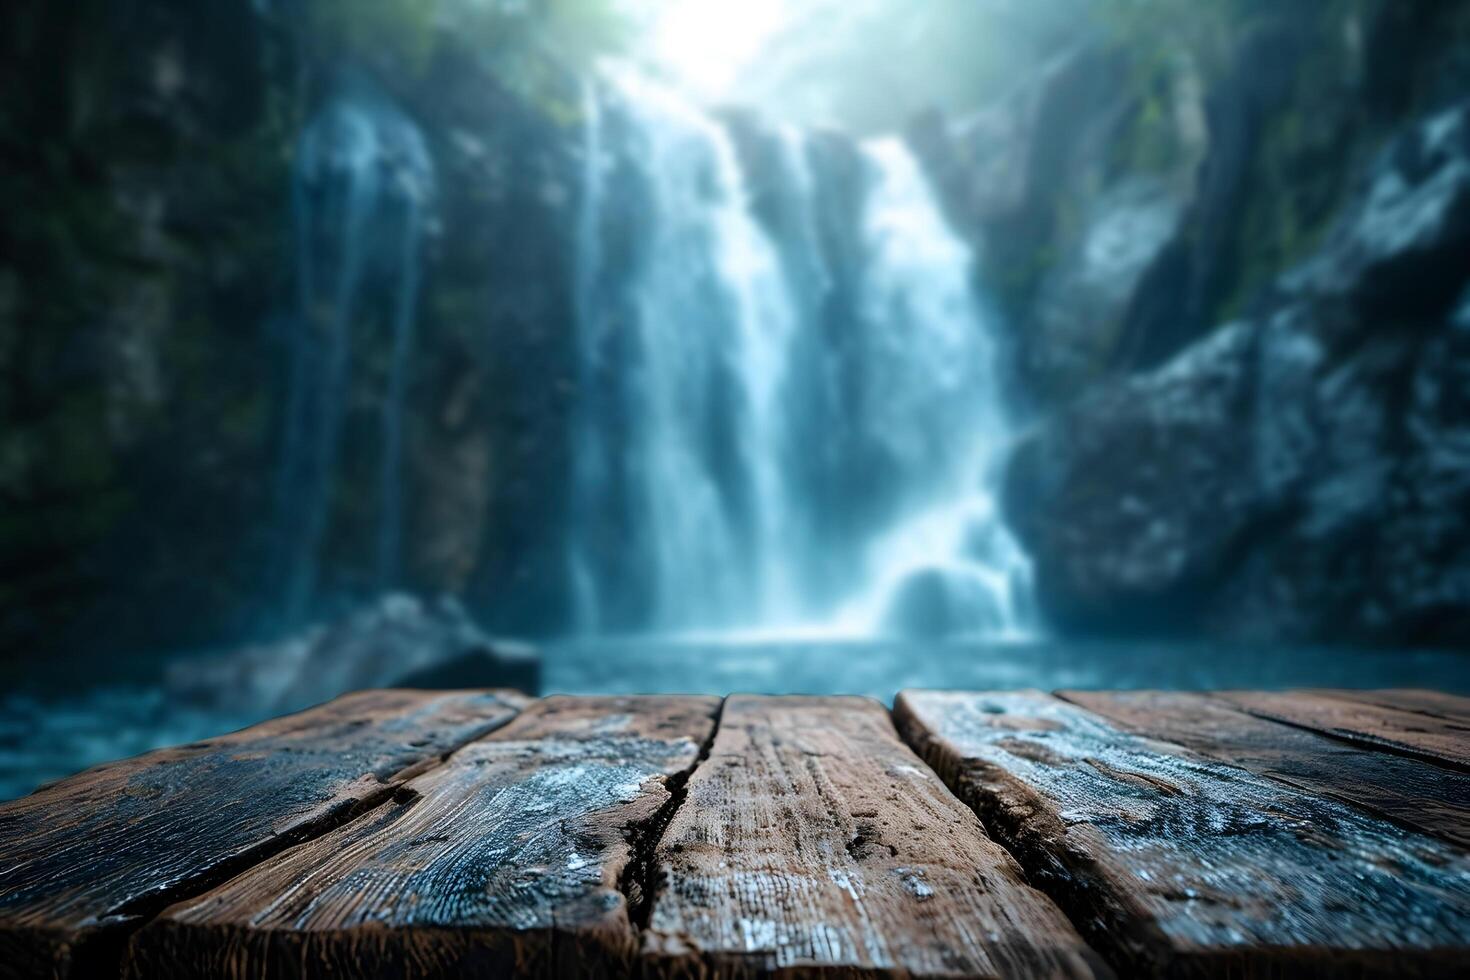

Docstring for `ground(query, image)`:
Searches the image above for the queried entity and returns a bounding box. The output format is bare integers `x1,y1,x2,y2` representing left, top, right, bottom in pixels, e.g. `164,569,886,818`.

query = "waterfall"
376,182,428,590
569,81,607,632
572,69,802,631
571,71,1031,638
832,139,1033,637
273,83,432,626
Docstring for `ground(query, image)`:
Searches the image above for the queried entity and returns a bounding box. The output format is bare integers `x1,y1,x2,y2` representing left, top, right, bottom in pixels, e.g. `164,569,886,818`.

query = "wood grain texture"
125,695,721,979
895,690,1470,979
1315,689,1470,723
0,689,528,980
1219,690,1470,772
641,696,1108,979
1059,690,1470,849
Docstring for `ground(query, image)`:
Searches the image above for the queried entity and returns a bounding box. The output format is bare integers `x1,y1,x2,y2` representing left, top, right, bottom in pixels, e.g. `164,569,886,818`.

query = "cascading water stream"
832,139,1033,637
569,81,608,632
570,70,1033,639
273,84,432,626
572,68,801,631
375,161,430,590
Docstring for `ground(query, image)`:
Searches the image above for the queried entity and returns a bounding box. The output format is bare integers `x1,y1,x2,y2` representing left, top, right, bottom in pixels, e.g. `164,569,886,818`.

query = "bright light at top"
639,0,790,102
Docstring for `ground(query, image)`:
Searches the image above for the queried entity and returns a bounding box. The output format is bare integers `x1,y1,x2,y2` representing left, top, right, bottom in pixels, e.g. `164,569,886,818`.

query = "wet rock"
1169,20,1310,336
1026,177,1188,397
882,567,1006,638
392,645,539,694
411,45,582,636
1008,99,1470,645
0,0,302,684
922,44,1142,241
1286,103,1470,318
908,41,1203,404
165,594,541,717
1006,323,1261,632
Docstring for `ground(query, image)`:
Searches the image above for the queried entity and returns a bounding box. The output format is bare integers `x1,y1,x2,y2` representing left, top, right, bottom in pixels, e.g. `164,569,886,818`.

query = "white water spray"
570,71,1032,639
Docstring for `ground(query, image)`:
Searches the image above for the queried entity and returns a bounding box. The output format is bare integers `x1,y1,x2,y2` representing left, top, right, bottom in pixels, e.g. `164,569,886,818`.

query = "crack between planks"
889,696,1143,980
1316,691,1470,726
1218,701,1470,776
618,696,726,934
76,698,526,978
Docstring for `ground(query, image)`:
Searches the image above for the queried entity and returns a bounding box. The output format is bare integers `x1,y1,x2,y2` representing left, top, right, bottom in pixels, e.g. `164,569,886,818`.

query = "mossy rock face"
0,0,295,683
0,0,606,677
1008,94,1470,647
937,0,1470,415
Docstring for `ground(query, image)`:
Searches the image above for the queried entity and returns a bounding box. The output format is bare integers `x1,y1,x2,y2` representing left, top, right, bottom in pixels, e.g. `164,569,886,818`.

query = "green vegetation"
1095,0,1369,76
1094,0,1382,324
302,0,631,106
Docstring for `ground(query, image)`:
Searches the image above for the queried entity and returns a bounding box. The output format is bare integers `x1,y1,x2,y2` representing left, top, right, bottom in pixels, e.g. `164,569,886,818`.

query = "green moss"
1214,25,1358,321
1109,68,1190,178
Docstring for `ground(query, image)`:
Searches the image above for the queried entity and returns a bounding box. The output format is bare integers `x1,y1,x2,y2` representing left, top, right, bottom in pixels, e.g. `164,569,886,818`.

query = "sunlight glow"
639,0,791,101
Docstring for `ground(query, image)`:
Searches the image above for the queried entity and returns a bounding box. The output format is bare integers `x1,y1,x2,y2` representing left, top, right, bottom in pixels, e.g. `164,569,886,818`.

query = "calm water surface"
3,641,1466,801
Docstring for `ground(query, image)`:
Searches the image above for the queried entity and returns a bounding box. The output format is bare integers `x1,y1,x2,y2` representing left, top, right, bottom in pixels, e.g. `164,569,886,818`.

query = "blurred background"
3,0,1470,798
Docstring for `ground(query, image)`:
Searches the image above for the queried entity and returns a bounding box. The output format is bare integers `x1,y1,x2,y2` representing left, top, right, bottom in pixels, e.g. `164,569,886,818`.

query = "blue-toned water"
273,82,433,625
545,639,1470,702
569,71,1030,639
5,639,1466,801
571,69,803,632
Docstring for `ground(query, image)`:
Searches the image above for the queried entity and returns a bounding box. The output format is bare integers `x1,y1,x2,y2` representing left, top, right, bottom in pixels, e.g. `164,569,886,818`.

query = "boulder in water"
882,567,1006,638
392,646,539,694
164,594,540,718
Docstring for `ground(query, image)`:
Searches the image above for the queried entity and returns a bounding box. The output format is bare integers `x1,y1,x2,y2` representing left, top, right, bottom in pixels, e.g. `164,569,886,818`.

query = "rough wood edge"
1312,688,1470,724
892,689,1470,980
120,695,725,980
0,689,533,980
635,694,1108,979
892,691,1180,978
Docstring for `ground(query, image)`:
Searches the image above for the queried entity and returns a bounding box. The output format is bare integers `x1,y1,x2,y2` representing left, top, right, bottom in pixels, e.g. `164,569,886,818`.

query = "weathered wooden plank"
0,688,528,980
124,695,720,979
641,695,1107,979
1059,690,1470,850
1219,690,1470,772
1310,689,1470,724
896,690,1470,979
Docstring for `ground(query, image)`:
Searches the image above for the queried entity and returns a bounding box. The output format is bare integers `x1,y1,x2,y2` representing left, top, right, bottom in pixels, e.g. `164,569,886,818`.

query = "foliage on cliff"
297,0,629,115
997,0,1470,646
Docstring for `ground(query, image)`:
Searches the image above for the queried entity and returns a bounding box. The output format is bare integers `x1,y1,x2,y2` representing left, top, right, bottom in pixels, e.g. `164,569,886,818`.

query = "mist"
2,0,1469,800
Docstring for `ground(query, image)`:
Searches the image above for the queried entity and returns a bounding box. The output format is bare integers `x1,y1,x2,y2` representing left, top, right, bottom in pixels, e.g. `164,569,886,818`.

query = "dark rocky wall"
373,39,582,639
977,0,1470,646
0,0,291,683
0,1,584,685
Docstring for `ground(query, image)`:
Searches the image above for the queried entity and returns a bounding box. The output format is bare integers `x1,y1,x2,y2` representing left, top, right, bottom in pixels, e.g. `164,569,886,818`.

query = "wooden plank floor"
1,689,1467,979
